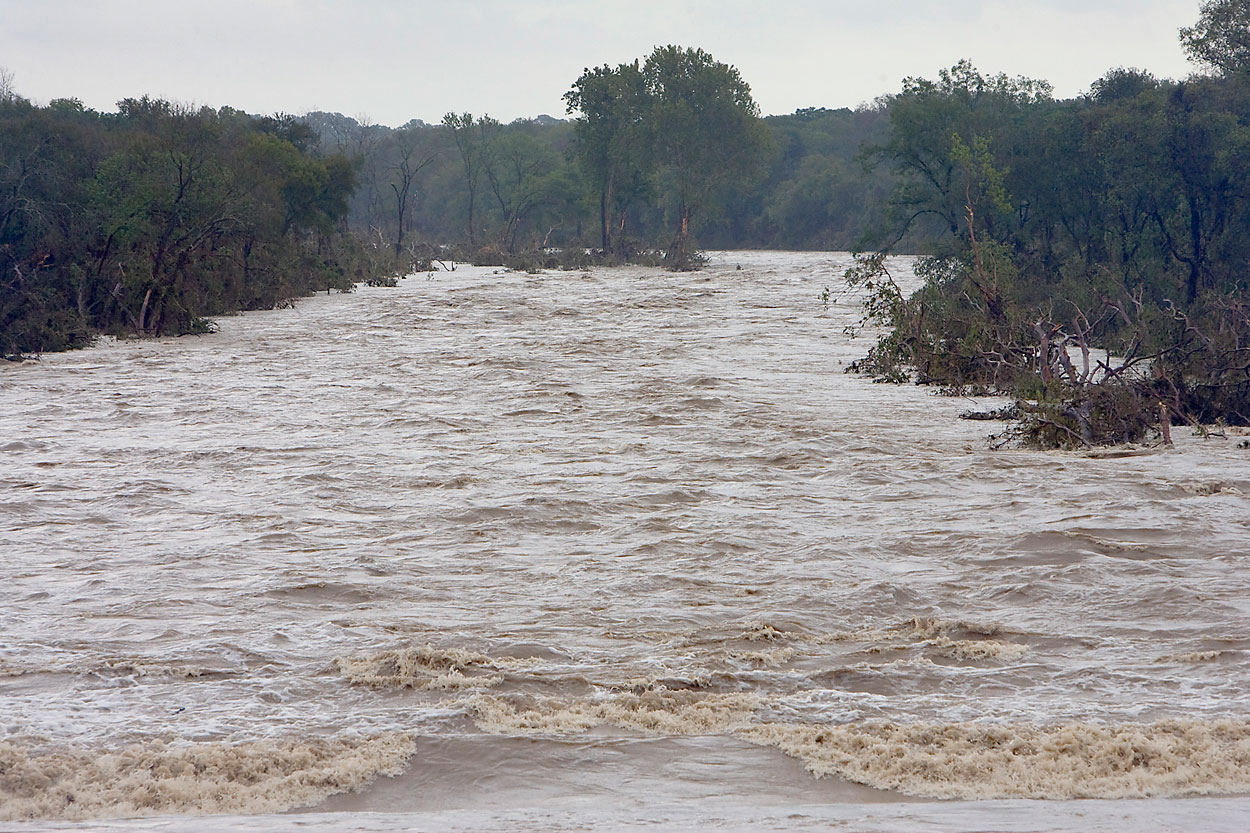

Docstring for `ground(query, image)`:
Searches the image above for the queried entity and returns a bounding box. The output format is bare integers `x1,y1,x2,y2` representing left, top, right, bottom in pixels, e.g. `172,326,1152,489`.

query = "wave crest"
0,733,415,821
745,719,1250,799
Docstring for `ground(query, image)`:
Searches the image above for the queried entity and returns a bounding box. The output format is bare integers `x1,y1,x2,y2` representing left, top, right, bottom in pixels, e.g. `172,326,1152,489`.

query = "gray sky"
1,0,1203,125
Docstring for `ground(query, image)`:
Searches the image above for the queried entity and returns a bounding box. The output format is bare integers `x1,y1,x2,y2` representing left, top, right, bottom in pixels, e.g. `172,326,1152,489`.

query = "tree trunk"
602,172,615,254
1187,199,1203,303
137,286,153,336
600,189,608,252
667,204,692,270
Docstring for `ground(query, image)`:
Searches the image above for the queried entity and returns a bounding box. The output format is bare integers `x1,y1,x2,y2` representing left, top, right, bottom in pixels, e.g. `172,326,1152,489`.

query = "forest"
0,45,898,355
841,0,1250,446
2,1,1249,446
0,91,360,353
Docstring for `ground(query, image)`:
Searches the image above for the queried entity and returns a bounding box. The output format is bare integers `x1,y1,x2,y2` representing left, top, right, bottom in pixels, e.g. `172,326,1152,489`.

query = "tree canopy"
642,46,772,267
564,46,771,268
0,93,360,353
1181,0,1250,75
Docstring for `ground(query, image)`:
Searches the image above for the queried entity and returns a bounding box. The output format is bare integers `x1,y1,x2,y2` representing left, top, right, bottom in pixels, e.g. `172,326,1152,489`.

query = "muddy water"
2,251,1250,830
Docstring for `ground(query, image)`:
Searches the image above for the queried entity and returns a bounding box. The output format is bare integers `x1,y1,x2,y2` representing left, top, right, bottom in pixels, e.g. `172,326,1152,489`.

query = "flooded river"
3,252,1249,831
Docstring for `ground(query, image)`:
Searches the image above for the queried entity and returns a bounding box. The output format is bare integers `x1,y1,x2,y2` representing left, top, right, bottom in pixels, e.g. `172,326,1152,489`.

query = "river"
2,251,1249,831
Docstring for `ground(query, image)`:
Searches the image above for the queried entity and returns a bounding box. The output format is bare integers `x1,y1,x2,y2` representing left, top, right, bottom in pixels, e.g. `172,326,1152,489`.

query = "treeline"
848,1,1250,446
307,106,897,257
300,64,894,265
0,93,363,354
0,45,902,353
8,0,1250,440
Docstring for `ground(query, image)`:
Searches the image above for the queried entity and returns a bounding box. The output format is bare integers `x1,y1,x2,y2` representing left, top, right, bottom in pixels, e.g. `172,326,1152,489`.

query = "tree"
483,129,558,252
1181,0,1250,75
873,60,1052,250
442,112,499,247
1153,80,1250,302
641,46,771,268
388,126,437,254
93,103,255,335
0,93,369,355
564,61,649,254
0,95,105,352
1089,67,1159,102
0,66,16,103
352,115,389,235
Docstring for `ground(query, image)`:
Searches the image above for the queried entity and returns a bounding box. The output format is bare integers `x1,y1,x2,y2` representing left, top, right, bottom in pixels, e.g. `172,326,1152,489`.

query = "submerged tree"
562,46,770,268
564,61,649,255
642,46,772,269
0,95,360,354
441,112,499,247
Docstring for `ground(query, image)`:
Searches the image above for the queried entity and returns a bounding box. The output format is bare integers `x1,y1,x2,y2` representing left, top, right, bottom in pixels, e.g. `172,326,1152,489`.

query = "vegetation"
638,46,773,268
845,4,1250,447
5,11,1250,448
562,60,648,257
0,95,370,354
1181,0,1250,75
302,51,881,265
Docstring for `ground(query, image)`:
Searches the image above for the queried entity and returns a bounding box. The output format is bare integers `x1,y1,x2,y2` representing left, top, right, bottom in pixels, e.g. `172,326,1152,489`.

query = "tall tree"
1153,80,1250,302
442,112,499,247
641,46,771,268
564,61,649,254
388,126,437,254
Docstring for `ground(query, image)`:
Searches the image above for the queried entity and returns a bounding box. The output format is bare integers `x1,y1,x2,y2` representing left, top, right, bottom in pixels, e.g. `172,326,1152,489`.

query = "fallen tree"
843,246,1250,449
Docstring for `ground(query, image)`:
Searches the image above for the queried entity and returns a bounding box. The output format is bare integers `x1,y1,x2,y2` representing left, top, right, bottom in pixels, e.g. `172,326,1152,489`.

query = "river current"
2,251,1249,831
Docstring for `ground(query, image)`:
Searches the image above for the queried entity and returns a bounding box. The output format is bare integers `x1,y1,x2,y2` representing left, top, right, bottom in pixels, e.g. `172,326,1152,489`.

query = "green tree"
563,61,649,254
1181,0,1250,75
483,129,559,252
91,103,247,335
641,45,771,268
873,60,1052,250
441,112,499,247
1152,79,1250,302
0,95,105,351
0,93,365,355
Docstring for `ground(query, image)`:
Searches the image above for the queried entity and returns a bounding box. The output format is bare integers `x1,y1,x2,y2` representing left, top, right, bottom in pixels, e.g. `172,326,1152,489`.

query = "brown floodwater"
2,252,1249,831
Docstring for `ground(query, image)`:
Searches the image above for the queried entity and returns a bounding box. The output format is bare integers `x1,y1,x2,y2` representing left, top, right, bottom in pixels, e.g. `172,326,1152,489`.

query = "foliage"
0,95,360,354
1181,0,1250,75
868,59,1051,251
564,61,649,255
642,46,773,269
562,46,772,269
846,53,1250,447
301,93,895,260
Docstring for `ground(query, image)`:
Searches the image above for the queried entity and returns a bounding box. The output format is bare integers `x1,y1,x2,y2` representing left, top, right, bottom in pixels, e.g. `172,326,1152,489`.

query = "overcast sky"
1,0,1203,126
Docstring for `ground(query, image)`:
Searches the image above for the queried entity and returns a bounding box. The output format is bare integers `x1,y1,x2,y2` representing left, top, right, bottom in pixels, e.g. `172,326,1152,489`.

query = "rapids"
2,251,1249,830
